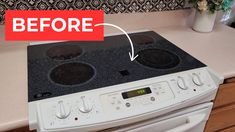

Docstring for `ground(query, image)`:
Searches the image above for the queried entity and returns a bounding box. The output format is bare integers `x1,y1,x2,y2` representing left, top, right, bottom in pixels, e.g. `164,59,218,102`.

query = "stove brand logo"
5,10,104,41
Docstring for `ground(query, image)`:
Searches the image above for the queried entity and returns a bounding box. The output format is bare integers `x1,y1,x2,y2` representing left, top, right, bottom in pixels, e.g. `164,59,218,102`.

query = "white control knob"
192,73,204,86
79,96,93,113
56,101,71,119
177,77,188,90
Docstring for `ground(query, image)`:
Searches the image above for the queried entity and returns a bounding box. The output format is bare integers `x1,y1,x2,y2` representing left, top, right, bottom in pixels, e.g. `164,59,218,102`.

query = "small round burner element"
50,63,94,85
47,45,82,60
136,49,180,69
131,35,154,45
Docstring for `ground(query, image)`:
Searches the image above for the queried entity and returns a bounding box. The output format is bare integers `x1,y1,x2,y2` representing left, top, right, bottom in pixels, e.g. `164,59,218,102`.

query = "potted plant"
189,0,234,32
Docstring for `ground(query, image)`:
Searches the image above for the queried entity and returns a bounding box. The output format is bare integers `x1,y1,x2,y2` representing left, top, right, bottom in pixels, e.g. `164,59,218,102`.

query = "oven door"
110,103,213,132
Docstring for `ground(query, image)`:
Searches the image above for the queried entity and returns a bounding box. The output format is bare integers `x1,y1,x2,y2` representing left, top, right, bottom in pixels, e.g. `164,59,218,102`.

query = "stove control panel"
33,68,220,131
38,95,103,130
100,81,175,113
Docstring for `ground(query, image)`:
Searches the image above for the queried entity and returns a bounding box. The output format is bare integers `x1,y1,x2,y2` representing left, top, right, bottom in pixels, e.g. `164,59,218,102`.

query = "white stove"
28,31,223,132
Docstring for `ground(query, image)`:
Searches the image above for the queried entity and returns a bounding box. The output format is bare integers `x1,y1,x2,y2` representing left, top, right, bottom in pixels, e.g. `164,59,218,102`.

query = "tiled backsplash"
0,0,186,24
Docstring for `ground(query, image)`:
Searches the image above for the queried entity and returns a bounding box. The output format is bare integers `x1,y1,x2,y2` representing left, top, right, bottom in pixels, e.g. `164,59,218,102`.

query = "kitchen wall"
0,0,187,24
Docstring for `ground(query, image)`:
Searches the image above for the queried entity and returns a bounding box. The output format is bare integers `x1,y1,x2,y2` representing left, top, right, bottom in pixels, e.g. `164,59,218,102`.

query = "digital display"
122,87,152,99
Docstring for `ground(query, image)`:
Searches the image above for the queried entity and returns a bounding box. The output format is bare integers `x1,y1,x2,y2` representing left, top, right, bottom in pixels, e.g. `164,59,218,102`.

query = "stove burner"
47,45,82,60
50,63,94,85
131,35,154,45
136,49,180,69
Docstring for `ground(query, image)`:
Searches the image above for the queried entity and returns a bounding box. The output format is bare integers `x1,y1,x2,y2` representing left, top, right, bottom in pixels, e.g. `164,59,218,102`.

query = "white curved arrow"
94,23,138,61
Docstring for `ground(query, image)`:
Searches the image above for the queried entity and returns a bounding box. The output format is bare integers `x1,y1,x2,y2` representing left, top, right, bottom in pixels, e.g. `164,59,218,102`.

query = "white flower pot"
192,10,217,32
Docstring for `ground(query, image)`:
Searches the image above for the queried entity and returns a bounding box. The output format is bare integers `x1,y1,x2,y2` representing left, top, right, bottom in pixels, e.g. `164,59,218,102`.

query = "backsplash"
0,0,186,24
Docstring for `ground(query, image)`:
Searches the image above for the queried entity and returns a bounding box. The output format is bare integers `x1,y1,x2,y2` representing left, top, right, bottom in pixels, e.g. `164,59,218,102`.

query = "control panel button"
192,73,204,86
125,102,131,107
150,97,155,101
79,96,93,113
177,77,188,90
56,101,71,119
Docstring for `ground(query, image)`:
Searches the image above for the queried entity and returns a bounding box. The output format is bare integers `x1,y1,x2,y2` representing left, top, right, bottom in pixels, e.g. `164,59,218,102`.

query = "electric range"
28,31,223,132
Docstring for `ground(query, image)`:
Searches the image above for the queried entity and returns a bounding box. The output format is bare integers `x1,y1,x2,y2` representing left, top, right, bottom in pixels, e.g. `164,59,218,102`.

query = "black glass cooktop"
28,31,206,102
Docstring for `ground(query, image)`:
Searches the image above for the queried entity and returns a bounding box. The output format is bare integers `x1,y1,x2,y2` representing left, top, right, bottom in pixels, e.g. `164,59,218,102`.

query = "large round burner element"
136,49,180,69
131,35,154,45
47,45,82,60
50,63,94,85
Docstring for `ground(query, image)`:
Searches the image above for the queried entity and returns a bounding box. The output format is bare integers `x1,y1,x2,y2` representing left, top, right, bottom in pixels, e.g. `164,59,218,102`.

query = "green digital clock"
122,87,152,99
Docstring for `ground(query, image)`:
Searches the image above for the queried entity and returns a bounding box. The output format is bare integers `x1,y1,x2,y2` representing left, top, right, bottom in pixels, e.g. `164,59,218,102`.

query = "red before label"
5,10,104,41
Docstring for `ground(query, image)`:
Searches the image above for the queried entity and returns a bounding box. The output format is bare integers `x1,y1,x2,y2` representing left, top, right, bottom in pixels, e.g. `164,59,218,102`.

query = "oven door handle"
166,113,206,132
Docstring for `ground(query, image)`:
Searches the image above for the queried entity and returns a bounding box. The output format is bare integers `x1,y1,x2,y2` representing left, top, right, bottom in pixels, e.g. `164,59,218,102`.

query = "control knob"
79,96,93,113
192,73,204,86
56,100,71,119
177,76,188,90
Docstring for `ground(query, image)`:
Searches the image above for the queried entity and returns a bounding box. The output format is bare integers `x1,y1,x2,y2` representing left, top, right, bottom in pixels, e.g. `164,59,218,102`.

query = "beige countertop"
0,10,235,131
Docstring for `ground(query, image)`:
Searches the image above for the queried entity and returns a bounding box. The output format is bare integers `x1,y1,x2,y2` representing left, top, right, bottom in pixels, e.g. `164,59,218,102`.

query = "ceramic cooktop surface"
28,31,206,102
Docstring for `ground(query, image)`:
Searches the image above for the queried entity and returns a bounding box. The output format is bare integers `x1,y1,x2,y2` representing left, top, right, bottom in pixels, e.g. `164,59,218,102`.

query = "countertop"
0,21,235,131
